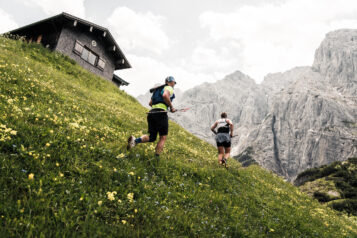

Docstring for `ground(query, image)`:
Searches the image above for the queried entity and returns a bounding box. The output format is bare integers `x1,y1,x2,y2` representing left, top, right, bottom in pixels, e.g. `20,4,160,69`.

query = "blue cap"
165,76,176,84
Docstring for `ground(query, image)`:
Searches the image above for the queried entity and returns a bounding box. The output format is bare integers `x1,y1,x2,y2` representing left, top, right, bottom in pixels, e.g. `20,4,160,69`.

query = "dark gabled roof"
113,74,129,86
8,12,131,70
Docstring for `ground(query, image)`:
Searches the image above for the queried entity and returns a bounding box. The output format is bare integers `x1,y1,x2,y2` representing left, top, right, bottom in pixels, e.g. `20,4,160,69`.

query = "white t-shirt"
216,118,232,134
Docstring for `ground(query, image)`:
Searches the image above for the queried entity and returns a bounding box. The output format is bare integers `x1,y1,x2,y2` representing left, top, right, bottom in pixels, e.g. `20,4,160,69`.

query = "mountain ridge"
166,29,357,181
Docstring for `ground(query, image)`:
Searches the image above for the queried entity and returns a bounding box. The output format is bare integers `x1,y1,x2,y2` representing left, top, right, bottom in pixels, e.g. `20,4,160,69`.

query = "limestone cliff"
137,29,357,181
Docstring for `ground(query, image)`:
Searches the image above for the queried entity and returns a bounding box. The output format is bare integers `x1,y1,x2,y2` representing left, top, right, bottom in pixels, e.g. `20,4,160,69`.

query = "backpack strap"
149,84,166,93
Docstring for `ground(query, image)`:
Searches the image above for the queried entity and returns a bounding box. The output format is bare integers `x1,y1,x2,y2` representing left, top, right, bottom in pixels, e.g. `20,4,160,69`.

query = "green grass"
297,158,357,215
0,36,356,237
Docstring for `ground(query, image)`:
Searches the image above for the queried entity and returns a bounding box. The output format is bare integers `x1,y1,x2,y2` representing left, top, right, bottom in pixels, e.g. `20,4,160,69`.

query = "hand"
230,134,233,138
170,107,177,113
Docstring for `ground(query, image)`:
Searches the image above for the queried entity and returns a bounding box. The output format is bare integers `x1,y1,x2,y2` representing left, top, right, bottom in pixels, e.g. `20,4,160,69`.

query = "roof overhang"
113,74,129,86
7,12,131,70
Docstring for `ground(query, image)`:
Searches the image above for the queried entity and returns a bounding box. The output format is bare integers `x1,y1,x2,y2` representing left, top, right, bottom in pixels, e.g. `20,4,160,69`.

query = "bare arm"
228,120,234,137
211,121,218,134
162,90,176,112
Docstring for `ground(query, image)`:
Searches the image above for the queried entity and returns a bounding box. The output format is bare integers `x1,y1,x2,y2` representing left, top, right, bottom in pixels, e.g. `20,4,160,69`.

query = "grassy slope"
297,158,357,215
0,37,356,237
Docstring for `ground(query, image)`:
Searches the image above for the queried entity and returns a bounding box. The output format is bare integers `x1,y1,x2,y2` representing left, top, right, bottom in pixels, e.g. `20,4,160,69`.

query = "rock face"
137,29,357,181
172,71,267,141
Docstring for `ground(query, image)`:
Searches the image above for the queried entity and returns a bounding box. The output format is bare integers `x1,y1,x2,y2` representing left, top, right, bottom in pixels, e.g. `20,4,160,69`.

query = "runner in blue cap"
127,76,177,158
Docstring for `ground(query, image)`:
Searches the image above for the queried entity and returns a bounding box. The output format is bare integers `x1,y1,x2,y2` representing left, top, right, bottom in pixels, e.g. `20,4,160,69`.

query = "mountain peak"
313,29,357,86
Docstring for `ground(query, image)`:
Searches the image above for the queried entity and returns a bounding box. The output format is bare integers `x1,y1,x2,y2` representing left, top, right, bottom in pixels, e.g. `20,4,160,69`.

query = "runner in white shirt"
210,112,234,167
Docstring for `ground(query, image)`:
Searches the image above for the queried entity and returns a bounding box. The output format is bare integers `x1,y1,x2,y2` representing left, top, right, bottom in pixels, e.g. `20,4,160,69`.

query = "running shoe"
127,135,136,150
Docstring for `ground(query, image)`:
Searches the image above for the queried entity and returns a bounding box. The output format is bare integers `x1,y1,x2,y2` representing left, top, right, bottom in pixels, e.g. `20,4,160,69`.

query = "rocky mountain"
171,71,268,141
166,29,357,181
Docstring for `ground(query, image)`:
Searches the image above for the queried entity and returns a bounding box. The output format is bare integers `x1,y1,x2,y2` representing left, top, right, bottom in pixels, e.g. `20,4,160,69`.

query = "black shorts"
216,141,231,148
147,109,168,142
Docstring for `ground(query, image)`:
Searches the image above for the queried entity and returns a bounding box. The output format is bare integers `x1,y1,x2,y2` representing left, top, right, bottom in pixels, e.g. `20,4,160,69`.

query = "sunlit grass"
0,37,356,237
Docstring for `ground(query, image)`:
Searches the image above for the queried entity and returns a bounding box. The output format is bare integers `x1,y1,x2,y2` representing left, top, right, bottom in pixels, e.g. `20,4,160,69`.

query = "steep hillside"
171,29,357,181
0,37,356,237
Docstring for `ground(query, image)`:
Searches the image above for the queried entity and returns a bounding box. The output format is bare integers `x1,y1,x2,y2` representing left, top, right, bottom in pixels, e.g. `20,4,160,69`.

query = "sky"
1,0,357,96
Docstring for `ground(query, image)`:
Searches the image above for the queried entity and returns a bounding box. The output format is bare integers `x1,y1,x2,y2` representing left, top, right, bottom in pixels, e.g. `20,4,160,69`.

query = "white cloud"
199,0,357,82
190,43,242,74
24,0,86,18
0,9,18,33
117,54,219,96
107,7,170,55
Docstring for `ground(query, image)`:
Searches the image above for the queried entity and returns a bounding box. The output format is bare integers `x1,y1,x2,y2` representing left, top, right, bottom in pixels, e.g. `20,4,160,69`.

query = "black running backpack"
150,84,175,106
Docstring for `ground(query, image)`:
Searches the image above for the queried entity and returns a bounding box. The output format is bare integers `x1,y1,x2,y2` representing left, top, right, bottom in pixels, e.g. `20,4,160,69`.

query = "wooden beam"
89,26,93,32
73,20,77,27
107,46,116,51
36,34,42,44
116,59,125,65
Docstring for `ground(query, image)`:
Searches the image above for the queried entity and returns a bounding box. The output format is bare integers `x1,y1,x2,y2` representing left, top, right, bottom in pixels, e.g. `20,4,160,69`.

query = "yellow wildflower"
128,171,135,176
116,153,125,159
98,201,102,206
46,143,50,147
59,172,64,177
10,130,17,135
121,220,127,224
127,193,134,203
106,191,117,201
28,173,34,180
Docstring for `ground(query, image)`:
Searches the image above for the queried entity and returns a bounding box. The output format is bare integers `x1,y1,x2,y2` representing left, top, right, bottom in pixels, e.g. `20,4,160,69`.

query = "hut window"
97,58,105,70
79,47,98,66
74,41,99,67
81,48,89,61
88,51,98,66
73,41,83,54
